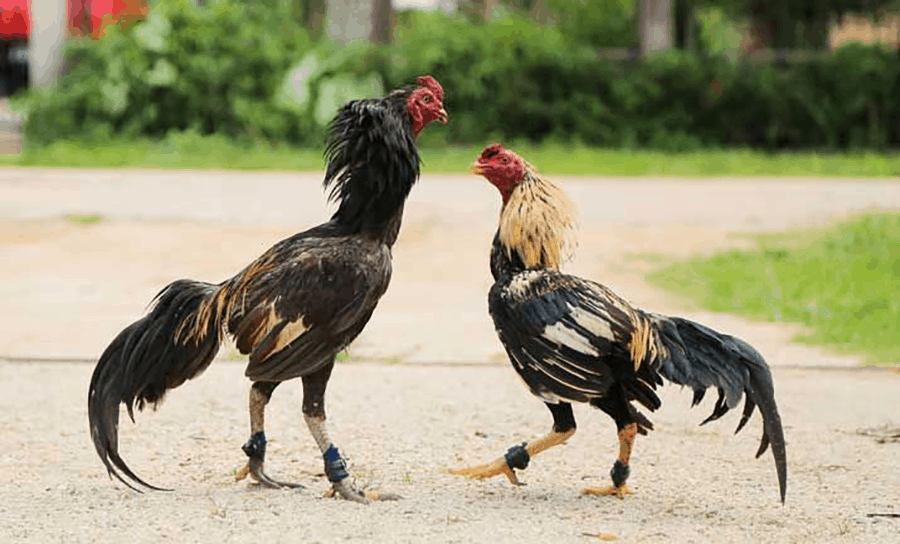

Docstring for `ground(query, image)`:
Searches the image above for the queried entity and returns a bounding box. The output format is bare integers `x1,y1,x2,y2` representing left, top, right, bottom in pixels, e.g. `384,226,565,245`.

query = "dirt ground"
1,168,899,543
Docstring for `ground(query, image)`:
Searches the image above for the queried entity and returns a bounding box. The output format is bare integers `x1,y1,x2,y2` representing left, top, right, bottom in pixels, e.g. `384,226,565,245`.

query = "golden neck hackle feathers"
498,157,578,271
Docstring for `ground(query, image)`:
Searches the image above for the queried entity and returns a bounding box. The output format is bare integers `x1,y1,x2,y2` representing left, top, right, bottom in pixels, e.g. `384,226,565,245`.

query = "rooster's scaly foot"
234,457,304,489
448,458,524,485
324,480,402,503
582,484,633,499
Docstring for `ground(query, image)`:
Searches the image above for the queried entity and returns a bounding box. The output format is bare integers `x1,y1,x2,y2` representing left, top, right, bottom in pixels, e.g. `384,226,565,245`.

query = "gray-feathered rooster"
450,144,787,503
88,76,448,503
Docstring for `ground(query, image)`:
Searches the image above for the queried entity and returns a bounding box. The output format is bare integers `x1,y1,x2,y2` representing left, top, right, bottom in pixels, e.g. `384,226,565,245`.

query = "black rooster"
88,76,448,503
450,144,787,503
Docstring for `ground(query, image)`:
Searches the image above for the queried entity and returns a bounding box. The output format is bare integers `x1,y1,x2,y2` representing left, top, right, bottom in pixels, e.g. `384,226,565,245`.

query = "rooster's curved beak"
437,108,449,125
470,161,484,176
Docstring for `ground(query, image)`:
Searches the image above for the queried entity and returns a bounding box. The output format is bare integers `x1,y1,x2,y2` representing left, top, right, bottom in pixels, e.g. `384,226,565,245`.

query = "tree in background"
639,0,674,54
674,0,699,49
704,0,897,51
458,0,498,22
529,0,553,23
536,0,638,48
490,0,672,56
301,0,393,44
490,0,898,54
301,0,327,41
371,0,392,44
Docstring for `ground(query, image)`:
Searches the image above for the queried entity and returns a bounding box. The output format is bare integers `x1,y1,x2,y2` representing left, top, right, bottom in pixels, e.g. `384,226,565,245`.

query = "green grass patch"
648,213,900,365
2,135,900,176
64,213,104,226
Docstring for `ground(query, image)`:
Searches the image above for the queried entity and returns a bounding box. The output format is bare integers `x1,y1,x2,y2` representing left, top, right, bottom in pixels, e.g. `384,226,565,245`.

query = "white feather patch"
543,356,588,380
534,388,563,403
540,303,618,356
507,270,543,298
567,305,615,343
542,320,599,356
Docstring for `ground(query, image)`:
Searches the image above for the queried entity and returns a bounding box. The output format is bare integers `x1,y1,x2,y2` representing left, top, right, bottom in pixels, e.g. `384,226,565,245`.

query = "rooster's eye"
422,95,431,103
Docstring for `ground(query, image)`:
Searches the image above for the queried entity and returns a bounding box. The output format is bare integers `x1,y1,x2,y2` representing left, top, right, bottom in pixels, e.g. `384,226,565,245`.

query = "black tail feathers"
654,315,788,504
88,279,223,491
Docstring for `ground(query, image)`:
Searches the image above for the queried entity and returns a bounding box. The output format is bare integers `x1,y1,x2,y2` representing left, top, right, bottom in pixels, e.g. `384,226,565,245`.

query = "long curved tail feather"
653,315,787,504
88,279,223,491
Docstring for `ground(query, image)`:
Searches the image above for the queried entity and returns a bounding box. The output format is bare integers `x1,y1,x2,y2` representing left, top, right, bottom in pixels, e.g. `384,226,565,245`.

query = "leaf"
100,82,129,115
107,56,125,82
134,9,171,53
312,73,385,127
357,72,385,100
319,41,376,74
276,51,322,112
145,59,178,87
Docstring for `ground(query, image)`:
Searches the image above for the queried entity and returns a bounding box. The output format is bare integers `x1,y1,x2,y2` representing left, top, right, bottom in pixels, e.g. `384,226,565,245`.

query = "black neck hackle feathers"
324,86,420,241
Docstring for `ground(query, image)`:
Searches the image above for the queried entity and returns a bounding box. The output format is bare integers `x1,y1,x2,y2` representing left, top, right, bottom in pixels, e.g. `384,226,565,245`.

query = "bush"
23,0,386,147
385,12,900,150
26,0,305,144
22,5,900,151
545,0,637,49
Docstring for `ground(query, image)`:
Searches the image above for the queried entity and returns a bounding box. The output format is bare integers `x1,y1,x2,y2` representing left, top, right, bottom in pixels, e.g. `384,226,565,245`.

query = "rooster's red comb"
416,75,443,102
479,143,505,161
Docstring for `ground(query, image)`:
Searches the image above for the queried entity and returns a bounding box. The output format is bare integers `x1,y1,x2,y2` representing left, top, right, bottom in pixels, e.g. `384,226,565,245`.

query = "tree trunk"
674,0,693,50
29,0,67,89
639,0,673,57
371,0,392,45
483,0,496,21
744,0,776,54
325,0,374,44
746,18,774,53
302,0,327,41
530,0,552,24
458,0,495,24
801,17,828,50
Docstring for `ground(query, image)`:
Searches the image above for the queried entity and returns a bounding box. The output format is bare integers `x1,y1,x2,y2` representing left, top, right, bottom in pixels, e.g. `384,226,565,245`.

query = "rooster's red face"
408,75,448,137
471,144,524,203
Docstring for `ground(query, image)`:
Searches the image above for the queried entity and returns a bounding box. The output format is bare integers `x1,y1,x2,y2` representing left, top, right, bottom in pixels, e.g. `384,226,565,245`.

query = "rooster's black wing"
230,239,389,382
489,271,652,404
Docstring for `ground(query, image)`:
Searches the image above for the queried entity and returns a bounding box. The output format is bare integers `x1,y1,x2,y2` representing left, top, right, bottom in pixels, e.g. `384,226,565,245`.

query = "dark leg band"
323,444,349,483
242,431,266,460
504,442,530,471
610,459,629,487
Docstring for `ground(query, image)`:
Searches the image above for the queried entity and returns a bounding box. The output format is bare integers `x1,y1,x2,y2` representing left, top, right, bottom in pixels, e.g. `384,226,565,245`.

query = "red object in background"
0,1,29,40
0,0,147,40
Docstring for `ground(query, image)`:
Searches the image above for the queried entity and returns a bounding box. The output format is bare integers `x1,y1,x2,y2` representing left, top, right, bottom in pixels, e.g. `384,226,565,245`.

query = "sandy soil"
1,168,899,542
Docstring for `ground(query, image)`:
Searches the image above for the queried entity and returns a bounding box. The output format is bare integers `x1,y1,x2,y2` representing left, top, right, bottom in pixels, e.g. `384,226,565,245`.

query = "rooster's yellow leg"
583,422,637,499
448,429,576,485
450,402,577,486
583,484,634,498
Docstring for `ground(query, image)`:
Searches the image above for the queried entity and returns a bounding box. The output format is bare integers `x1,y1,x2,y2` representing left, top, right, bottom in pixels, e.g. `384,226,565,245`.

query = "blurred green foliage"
544,0,637,48
19,2,900,151
24,0,384,146
385,15,900,150
698,0,897,49
649,213,900,365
